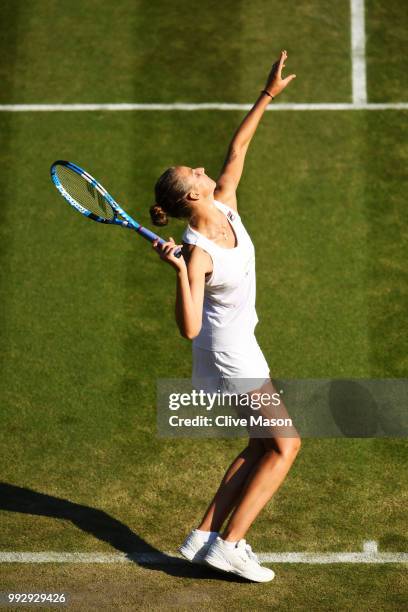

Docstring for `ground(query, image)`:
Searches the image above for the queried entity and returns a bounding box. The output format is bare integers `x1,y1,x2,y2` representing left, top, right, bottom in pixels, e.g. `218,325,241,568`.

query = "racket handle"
157,239,182,259
135,225,183,259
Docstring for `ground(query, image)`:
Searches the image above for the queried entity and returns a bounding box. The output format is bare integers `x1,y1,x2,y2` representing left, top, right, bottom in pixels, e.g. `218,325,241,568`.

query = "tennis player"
151,51,300,582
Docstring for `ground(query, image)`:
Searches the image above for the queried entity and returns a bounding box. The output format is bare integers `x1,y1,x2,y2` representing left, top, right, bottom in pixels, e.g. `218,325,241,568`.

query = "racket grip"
156,238,182,259
136,226,183,259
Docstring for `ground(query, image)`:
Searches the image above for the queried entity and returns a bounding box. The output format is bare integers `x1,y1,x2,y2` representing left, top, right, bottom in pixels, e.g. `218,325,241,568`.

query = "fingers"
152,237,174,249
265,50,295,97
161,237,176,255
278,49,288,75
283,73,296,85
152,238,180,259
163,243,177,257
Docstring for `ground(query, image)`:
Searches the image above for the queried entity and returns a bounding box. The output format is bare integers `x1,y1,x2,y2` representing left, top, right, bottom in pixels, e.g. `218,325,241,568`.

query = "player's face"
179,166,216,198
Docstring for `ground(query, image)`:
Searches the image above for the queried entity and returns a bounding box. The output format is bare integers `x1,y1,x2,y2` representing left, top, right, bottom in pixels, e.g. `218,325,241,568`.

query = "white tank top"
182,199,259,351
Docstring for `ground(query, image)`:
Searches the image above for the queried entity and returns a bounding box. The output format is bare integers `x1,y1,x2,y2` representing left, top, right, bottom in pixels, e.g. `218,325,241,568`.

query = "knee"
277,437,302,462
291,437,302,456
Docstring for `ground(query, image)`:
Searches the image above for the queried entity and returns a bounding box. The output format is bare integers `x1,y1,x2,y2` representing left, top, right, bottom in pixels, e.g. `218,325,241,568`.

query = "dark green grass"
366,0,408,102
0,0,350,104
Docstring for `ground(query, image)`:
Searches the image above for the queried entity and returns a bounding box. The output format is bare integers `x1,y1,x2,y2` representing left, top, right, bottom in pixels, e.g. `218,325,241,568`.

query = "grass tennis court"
1,0,407,609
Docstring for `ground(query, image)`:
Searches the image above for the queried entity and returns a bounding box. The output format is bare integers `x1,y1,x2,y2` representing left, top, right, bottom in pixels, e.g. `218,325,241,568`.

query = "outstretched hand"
264,50,296,98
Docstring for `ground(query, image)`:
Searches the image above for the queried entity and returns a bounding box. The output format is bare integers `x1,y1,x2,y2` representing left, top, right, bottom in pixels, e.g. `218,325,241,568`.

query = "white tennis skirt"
192,336,270,395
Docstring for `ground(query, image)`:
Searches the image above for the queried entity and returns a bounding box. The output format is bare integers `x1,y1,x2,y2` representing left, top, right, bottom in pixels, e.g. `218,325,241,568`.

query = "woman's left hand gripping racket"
50,160,182,258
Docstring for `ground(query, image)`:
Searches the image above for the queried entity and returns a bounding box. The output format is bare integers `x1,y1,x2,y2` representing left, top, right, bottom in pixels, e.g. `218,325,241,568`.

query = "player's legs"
196,437,265,532
220,435,300,541
200,381,298,582
191,346,266,532
192,345,300,541
221,379,301,541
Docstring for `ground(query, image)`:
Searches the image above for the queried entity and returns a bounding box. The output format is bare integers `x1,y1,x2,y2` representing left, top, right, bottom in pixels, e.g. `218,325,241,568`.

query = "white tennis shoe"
178,529,219,564
203,536,275,582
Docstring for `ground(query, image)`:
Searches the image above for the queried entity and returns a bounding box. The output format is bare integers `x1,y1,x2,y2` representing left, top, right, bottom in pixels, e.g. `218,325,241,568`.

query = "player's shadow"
0,483,240,581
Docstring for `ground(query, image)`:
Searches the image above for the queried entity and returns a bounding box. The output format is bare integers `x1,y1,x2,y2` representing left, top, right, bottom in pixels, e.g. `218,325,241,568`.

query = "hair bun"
149,203,168,226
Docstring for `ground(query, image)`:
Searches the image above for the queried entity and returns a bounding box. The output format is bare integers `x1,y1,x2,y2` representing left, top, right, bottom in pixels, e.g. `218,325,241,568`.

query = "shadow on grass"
0,483,243,582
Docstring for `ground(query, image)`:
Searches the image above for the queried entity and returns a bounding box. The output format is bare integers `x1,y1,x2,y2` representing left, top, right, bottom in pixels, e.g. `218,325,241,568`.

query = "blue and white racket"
50,160,182,257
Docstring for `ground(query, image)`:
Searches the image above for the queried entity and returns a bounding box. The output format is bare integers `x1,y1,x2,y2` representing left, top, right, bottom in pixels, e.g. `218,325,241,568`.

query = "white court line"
0,103,407,112
351,0,367,104
1,542,407,564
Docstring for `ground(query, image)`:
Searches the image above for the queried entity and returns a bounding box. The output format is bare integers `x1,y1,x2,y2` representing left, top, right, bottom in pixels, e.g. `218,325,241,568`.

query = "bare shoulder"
182,242,213,276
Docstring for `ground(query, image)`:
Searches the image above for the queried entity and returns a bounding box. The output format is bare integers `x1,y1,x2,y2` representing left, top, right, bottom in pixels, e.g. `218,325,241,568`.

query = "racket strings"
56,165,115,221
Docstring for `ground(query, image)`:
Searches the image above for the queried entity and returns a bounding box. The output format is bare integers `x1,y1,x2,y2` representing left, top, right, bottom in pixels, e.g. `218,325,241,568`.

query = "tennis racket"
50,160,182,258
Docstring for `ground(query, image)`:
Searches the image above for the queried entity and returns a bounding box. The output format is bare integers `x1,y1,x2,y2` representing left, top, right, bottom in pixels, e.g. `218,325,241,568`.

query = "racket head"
50,160,120,223
50,160,183,258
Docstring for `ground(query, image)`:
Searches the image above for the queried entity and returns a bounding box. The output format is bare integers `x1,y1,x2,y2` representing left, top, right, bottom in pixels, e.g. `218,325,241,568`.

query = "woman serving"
151,50,301,583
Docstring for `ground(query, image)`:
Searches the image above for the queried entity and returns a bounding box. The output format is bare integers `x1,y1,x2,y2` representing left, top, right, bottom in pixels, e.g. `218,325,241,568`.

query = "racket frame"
50,160,182,257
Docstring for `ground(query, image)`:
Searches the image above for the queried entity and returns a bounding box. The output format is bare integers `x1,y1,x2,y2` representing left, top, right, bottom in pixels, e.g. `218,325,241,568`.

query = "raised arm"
214,50,296,210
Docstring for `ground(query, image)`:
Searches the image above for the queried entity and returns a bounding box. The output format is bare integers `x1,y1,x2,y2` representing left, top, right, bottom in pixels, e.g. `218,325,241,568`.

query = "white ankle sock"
222,539,238,549
194,529,218,543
